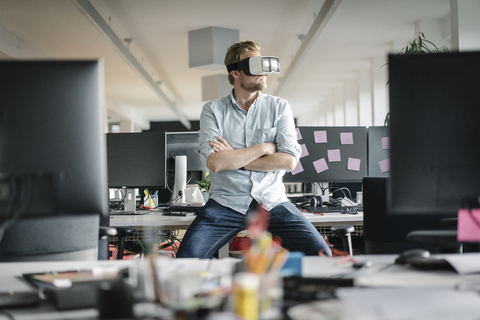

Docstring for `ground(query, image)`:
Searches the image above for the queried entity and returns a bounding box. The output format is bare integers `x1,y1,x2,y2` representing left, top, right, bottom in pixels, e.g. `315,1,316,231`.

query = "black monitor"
283,126,368,183
0,60,108,260
388,51,480,216
106,131,166,189
165,132,208,200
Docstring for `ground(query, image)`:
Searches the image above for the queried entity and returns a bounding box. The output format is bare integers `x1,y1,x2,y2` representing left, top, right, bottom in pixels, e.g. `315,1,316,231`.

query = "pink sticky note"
291,161,304,175
313,158,329,173
328,149,341,162
300,144,309,158
381,137,390,150
340,132,354,145
347,157,361,171
458,209,480,241
379,158,390,173
296,128,302,140
314,130,327,143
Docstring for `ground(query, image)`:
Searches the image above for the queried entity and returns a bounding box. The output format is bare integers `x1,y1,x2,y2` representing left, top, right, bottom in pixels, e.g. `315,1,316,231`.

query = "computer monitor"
0,60,108,260
106,131,166,189
367,126,390,177
165,132,208,202
106,131,167,211
283,126,368,183
388,51,480,216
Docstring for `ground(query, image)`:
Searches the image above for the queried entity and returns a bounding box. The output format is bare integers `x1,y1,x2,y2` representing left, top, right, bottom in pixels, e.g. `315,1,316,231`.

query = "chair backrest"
363,177,455,254
0,214,99,261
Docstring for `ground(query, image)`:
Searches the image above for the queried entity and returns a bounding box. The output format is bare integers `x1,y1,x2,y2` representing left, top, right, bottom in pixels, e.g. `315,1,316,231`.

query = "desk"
288,254,480,320
110,211,364,234
0,258,239,320
110,211,364,257
1,254,480,320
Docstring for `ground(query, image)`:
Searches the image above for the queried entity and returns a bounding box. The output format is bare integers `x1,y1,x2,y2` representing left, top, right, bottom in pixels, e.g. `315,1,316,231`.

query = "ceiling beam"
275,0,342,97
70,0,191,130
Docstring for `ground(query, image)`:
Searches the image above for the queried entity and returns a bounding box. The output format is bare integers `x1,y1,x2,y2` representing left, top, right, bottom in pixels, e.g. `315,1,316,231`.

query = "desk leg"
218,243,229,258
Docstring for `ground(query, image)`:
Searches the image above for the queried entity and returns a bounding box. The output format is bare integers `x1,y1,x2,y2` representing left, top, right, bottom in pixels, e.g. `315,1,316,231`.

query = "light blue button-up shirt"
196,91,301,214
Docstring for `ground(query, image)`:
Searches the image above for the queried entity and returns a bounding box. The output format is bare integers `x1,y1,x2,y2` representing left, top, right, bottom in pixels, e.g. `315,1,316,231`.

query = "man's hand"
210,135,234,152
263,142,277,155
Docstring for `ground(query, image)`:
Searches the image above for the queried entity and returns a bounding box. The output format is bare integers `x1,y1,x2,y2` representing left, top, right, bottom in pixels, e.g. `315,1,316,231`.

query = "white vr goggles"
227,56,280,76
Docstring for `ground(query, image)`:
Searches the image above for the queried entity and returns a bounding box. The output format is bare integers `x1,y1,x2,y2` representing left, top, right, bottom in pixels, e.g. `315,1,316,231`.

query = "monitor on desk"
165,132,208,203
388,51,480,216
283,126,368,203
106,131,167,211
0,60,109,260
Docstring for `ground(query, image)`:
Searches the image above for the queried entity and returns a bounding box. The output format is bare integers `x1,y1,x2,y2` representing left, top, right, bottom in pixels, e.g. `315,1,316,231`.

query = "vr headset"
227,56,280,76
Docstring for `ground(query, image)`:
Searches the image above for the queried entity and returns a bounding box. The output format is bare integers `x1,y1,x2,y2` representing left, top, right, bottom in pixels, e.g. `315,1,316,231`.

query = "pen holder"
143,195,158,208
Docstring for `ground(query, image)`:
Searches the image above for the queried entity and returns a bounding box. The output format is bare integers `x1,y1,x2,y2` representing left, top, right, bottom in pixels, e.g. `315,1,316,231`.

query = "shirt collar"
229,90,263,110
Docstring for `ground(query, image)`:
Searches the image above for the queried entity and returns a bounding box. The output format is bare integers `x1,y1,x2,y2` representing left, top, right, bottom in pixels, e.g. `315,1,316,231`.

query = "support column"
357,69,373,127
371,56,389,126
344,79,358,126
325,94,335,126
451,0,480,51
334,87,345,126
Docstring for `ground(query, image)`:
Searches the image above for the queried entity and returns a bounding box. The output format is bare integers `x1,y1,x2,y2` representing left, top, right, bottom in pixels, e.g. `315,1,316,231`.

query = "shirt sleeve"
275,100,302,162
195,101,220,167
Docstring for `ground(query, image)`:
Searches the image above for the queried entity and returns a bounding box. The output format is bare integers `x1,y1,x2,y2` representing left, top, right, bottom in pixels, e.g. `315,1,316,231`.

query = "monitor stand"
173,155,187,205
123,188,137,212
313,182,330,204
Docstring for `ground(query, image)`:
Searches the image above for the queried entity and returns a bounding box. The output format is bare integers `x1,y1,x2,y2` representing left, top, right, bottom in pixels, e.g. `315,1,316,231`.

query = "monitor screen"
165,131,208,190
0,61,108,219
388,51,480,215
106,131,166,189
367,126,390,177
283,126,368,183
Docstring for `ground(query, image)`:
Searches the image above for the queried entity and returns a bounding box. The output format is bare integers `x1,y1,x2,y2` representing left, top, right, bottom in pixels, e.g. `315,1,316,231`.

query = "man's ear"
231,70,241,80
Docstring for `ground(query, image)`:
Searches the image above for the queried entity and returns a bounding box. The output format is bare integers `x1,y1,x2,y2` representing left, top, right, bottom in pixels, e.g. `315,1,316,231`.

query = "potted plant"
384,32,449,125
196,172,211,201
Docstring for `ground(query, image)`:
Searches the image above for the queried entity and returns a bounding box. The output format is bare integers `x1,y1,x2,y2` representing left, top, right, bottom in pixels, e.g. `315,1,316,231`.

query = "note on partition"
300,144,309,158
328,149,341,162
347,157,361,171
291,161,304,175
381,137,390,150
340,132,354,145
379,158,390,173
314,130,327,143
296,128,302,140
313,158,329,173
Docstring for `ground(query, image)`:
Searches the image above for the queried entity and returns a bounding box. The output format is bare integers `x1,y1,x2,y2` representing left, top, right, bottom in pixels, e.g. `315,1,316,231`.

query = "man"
176,40,331,258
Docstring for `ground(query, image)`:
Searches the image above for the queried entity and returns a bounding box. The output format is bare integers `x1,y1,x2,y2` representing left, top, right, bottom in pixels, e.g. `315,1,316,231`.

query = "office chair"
406,230,462,253
363,177,456,254
0,214,101,261
115,226,135,260
331,224,354,256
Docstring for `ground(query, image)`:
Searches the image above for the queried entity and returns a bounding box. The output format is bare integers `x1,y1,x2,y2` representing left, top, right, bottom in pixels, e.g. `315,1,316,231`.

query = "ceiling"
0,0,452,130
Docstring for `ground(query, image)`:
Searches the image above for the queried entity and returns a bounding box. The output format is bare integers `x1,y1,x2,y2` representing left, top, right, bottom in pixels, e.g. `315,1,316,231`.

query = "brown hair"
224,40,261,85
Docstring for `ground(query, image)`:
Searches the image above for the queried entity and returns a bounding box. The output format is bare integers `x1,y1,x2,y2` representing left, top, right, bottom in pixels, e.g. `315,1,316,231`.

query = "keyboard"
307,205,362,214
110,210,151,215
163,205,203,216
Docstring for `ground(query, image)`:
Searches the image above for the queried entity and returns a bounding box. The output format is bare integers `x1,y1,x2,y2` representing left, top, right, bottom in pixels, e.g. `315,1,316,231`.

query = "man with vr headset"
176,40,331,258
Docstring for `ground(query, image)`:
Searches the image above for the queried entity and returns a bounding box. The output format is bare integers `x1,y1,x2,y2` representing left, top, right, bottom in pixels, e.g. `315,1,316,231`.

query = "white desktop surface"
0,258,241,320
110,210,363,228
289,254,480,320
1,255,480,320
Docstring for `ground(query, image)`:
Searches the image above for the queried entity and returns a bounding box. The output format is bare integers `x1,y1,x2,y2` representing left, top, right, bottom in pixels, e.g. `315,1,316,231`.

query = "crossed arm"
206,135,297,173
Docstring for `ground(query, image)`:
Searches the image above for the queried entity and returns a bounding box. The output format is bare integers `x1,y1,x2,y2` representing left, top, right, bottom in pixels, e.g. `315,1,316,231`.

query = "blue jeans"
176,199,332,258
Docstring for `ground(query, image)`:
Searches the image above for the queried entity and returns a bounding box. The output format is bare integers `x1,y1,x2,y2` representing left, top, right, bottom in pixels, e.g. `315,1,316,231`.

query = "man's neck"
233,87,259,112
